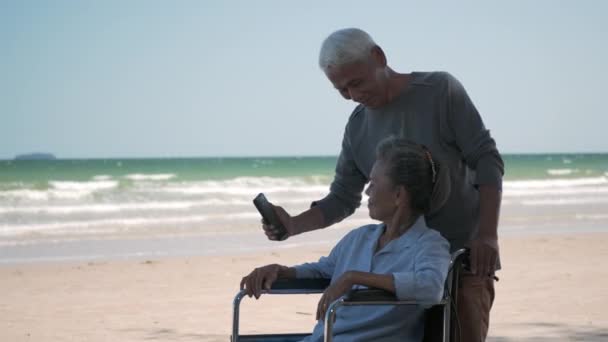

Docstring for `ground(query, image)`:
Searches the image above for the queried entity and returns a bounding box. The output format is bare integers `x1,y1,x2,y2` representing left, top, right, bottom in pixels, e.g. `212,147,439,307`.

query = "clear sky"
1,1,607,159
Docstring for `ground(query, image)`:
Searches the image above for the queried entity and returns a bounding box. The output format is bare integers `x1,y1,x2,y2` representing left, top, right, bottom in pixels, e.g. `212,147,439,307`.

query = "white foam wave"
0,189,85,201
521,197,608,206
0,215,212,236
125,173,176,181
0,196,324,215
547,168,578,176
0,189,49,201
0,210,285,237
504,186,608,197
49,180,118,199
156,177,329,196
50,180,118,191
504,176,607,189
163,177,329,195
0,177,329,202
162,185,328,196
0,201,195,214
575,213,608,220
0,180,119,201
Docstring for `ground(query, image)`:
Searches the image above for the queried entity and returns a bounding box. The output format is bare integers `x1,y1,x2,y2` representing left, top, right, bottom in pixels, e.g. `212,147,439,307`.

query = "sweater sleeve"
443,72,504,188
311,113,368,225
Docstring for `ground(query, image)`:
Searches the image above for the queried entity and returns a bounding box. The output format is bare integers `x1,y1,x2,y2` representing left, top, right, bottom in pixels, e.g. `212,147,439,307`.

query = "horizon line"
3,151,608,161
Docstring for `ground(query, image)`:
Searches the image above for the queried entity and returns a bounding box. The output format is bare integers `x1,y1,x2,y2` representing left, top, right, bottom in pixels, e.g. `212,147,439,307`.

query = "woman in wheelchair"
240,137,452,342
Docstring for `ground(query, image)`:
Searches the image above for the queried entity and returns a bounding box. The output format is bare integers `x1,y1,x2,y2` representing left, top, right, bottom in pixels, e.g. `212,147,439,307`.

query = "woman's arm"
315,271,395,320
345,271,396,293
240,264,297,299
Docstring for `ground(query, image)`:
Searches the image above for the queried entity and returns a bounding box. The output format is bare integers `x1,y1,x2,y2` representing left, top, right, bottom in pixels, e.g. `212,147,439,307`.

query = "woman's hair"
376,137,451,215
318,28,376,72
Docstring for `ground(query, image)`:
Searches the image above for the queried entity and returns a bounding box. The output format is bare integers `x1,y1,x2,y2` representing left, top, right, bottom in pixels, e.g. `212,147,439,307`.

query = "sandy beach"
2,232,607,342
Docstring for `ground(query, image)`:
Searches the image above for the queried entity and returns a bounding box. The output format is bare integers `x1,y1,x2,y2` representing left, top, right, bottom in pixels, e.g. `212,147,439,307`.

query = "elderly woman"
240,137,452,342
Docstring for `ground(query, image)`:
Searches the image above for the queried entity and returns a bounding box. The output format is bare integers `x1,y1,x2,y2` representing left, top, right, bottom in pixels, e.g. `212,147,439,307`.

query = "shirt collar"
375,216,429,254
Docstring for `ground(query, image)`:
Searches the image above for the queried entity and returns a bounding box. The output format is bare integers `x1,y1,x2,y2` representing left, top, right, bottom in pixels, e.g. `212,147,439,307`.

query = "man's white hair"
318,28,377,72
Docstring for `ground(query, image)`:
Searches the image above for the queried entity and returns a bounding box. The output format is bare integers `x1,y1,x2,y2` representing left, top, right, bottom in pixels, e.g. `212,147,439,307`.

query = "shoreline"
3,222,608,265
2,232,608,341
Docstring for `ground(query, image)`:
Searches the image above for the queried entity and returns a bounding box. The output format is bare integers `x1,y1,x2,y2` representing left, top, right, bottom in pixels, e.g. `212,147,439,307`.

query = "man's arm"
265,205,327,240
444,72,504,275
470,184,501,277
265,114,368,240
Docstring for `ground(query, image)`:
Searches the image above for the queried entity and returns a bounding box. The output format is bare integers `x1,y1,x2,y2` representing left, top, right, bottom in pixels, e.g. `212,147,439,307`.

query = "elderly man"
264,28,503,342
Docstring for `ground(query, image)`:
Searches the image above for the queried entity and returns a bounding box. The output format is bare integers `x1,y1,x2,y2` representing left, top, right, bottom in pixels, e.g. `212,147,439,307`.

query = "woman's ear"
395,185,410,207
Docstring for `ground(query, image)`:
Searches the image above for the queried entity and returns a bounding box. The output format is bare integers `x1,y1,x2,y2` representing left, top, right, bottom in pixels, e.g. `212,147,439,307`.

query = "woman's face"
365,160,400,221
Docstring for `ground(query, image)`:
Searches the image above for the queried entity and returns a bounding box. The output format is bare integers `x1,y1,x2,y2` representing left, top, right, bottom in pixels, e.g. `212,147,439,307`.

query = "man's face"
325,58,388,108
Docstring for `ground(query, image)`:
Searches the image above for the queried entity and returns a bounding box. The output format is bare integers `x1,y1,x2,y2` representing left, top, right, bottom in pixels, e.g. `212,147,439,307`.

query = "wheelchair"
232,248,468,342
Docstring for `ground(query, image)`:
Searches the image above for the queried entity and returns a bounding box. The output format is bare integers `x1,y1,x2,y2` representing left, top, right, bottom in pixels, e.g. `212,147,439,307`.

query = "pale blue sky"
1,1,607,159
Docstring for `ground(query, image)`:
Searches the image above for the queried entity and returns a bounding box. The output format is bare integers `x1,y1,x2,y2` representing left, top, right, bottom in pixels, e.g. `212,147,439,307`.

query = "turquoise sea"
1,153,608,262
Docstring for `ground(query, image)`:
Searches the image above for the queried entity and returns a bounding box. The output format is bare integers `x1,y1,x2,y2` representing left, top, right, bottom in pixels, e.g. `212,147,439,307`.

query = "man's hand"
262,205,297,241
471,184,501,278
316,272,354,321
240,264,283,299
469,236,499,278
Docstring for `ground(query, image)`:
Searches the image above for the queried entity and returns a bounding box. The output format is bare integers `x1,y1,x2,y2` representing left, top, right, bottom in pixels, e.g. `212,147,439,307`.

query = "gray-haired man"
264,28,503,342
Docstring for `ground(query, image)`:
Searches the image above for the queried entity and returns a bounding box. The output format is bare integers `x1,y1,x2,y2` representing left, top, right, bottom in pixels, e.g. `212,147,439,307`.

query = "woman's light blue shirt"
294,217,451,342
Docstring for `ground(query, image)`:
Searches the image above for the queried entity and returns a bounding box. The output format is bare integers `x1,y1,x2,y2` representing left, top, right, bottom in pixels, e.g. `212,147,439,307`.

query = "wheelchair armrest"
345,288,398,302
270,278,331,291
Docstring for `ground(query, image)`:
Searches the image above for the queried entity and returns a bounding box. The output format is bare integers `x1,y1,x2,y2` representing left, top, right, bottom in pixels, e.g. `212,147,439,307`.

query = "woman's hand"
316,272,354,321
240,264,283,299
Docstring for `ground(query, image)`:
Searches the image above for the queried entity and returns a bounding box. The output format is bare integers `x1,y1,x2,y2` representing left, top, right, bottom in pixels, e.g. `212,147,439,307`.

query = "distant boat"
14,153,57,160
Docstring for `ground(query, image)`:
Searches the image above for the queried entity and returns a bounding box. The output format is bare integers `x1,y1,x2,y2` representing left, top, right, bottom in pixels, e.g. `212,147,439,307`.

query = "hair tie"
423,147,437,184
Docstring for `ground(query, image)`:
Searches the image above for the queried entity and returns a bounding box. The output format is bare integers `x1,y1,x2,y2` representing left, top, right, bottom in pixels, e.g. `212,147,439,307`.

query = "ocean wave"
0,201,196,214
0,188,84,201
504,176,607,189
521,197,608,206
156,177,329,196
93,175,113,181
49,180,118,191
0,215,212,236
504,185,608,197
0,189,50,201
124,173,176,181
575,213,608,220
546,168,579,176
160,185,329,196
0,210,279,237
0,197,323,215
0,180,119,201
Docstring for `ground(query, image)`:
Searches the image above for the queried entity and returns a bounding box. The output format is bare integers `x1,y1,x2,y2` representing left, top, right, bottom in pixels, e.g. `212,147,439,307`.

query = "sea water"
1,154,607,261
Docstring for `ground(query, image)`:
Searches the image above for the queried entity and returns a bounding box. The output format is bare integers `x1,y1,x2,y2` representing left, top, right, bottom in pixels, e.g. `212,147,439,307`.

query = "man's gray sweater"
313,71,504,251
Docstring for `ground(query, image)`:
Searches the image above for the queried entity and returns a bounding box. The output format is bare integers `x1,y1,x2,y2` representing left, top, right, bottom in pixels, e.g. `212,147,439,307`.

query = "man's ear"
371,45,387,67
